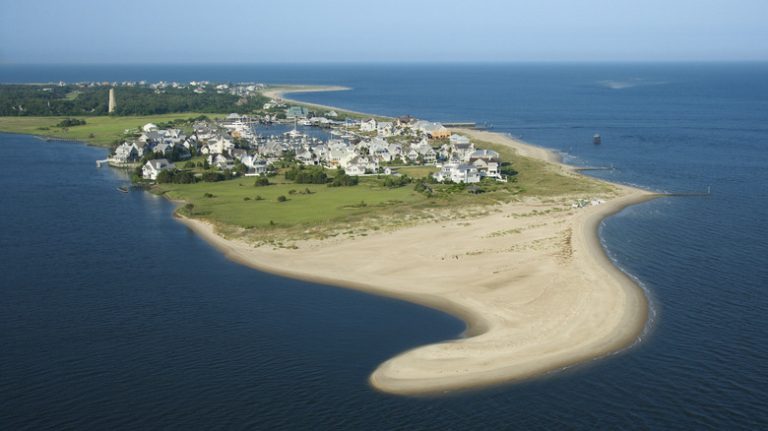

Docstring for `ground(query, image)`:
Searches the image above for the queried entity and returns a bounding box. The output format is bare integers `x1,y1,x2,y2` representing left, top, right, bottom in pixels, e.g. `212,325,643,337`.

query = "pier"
573,164,615,172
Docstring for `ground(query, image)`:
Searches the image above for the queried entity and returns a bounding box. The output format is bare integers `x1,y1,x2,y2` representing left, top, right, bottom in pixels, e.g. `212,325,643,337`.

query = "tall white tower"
108,88,116,114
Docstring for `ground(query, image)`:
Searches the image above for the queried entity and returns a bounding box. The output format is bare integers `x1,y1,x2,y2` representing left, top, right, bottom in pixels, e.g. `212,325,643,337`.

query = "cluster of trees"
382,174,412,188
284,166,328,184
254,176,271,186
201,171,227,182
56,118,87,127
0,84,269,116
499,162,518,177
0,85,110,116
156,169,196,184
328,171,359,187
113,88,268,116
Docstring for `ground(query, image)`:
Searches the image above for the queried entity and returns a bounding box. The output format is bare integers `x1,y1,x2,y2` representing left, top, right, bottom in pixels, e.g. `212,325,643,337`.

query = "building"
108,88,116,114
112,142,143,163
286,106,309,119
414,121,451,139
142,159,175,180
434,162,481,183
360,118,377,132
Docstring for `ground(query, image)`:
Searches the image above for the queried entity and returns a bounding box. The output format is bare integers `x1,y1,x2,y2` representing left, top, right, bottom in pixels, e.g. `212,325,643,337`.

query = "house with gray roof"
142,159,175,180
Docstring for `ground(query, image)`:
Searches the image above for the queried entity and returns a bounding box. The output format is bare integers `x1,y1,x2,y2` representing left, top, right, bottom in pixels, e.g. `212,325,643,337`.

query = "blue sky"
1,0,766,63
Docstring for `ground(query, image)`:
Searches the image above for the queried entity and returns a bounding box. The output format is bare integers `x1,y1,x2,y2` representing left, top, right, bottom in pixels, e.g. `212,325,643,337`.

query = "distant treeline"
0,85,269,116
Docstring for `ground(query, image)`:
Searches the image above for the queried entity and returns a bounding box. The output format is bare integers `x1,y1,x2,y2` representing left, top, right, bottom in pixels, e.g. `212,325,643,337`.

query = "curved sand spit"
177,118,656,395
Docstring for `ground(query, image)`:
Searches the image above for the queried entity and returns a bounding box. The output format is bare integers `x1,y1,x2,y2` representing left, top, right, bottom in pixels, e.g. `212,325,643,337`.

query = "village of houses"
111,99,507,185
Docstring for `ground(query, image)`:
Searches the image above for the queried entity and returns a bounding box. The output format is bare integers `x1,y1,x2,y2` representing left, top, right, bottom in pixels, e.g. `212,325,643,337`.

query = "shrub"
500,162,518,177
56,118,87,128
254,176,270,186
201,172,225,182
285,166,328,184
383,174,411,188
155,169,174,184
328,173,359,187
173,171,195,184
277,195,287,202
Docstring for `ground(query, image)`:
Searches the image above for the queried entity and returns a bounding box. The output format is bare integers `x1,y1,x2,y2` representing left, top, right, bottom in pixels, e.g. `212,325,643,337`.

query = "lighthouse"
108,88,116,114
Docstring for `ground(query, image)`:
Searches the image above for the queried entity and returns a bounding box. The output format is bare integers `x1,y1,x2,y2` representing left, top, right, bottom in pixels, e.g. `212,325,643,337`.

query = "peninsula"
0,83,656,395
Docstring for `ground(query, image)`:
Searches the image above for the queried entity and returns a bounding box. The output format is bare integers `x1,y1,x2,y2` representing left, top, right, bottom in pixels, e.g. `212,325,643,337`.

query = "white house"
207,154,234,170
412,141,437,164
153,142,173,156
360,118,377,132
450,134,475,159
434,162,481,184
142,159,175,180
142,123,159,133
242,155,268,176
449,134,471,146
296,149,317,165
205,135,235,155
376,121,394,136
468,149,500,163
345,163,366,176
112,142,143,163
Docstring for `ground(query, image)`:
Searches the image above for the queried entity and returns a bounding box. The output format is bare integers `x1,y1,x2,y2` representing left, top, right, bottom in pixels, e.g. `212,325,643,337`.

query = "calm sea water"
1,64,767,429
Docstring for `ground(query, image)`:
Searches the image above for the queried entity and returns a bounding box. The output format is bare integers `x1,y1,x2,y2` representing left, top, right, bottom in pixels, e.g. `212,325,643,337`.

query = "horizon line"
3,59,768,67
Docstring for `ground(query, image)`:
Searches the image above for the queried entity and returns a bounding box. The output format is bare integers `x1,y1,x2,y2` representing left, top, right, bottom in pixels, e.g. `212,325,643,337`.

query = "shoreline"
166,92,658,394
178,187,655,395
262,85,393,120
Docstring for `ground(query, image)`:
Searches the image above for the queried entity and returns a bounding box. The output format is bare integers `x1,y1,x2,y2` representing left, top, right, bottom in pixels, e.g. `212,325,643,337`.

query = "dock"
443,122,478,128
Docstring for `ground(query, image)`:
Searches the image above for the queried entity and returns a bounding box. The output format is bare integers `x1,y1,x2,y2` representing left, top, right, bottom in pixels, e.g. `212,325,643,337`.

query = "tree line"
0,85,269,116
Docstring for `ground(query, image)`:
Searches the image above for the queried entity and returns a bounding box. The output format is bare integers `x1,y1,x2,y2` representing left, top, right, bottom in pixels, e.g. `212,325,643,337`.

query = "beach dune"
178,126,655,395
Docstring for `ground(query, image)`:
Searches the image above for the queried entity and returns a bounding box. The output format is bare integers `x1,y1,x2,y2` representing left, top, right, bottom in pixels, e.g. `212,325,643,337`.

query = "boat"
593,133,602,145
117,186,129,193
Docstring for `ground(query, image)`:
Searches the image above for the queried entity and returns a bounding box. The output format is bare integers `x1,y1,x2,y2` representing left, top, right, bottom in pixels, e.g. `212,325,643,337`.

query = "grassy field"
0,113,221,147
391,165,438,178
162,176,425,230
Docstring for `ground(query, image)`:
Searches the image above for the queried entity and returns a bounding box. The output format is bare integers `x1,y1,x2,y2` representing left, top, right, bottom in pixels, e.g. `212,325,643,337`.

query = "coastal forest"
0,84,269,116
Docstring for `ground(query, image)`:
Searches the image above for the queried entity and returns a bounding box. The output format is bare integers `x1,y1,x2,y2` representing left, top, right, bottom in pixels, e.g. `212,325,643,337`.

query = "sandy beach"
176,118,657,395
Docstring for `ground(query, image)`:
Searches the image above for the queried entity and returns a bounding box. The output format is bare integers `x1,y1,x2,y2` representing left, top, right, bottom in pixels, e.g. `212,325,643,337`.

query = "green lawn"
0,113,221,147
160,176,426,231
394,165,438,178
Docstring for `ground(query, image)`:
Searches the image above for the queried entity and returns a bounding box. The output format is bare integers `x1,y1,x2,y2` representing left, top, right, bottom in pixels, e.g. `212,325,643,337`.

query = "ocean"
1,63,767,429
